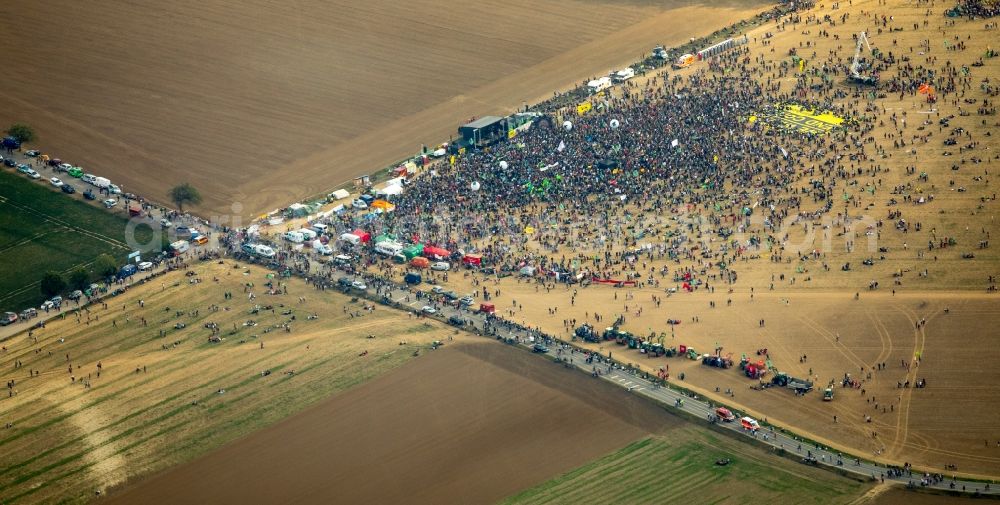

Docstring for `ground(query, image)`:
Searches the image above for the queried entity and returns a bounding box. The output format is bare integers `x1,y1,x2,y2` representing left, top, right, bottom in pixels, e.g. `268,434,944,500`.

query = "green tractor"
627,336,641,349
647,342,666,357
823,388,834,401
686,348,700,360
663,346,678,357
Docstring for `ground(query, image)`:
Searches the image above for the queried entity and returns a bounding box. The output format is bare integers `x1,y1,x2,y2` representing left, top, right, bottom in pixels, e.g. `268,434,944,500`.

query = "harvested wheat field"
106,341,678,504
0,0,765,218
0,260,451,503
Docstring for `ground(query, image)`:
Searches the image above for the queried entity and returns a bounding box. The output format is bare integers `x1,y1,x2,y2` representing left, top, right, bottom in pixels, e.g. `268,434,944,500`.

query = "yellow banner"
576,102,592,116
449,155,456,166
508,129,517,139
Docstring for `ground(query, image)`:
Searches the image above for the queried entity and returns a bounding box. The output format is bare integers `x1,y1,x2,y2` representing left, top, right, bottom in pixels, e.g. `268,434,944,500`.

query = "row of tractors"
575,323,821,397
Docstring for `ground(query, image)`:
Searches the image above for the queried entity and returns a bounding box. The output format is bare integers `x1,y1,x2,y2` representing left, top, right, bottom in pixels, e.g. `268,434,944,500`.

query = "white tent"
382,184,404,196
330,189,350,201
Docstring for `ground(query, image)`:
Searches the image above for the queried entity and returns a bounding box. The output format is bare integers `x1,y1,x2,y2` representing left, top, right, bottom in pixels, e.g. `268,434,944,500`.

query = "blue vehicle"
118,264,138,279
2,137,21,150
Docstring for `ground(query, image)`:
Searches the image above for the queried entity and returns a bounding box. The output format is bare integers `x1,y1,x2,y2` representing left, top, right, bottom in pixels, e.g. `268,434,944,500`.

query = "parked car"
25,168,40,179
431,286,445,294
0,312,17,326
337,277,353,287
420,306,437,315
19,308,37,320
16,164,31,174
351,199,368,209
24,150,40,157
3,158,16,168
67,167,84,178
49,177,63,187
159,218,173,228
67,290,84,301
61,184,76,194
83,189,96,200
103,198,118,208
138,261,154,271
108,183,121,195
448,315,465,326
350,280,367,290
459,296,474,306
431,261,451,271
55,162,72,172
532,344,550,353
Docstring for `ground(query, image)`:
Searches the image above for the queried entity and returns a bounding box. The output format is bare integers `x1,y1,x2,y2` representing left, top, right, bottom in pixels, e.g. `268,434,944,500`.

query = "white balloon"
563,121,573,131
499,161,509,170
610,119,620,129
470,181,481,191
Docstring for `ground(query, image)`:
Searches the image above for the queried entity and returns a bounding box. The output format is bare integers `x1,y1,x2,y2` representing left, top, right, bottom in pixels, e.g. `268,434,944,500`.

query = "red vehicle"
351,229,371,243
715,407,735,422
423,245,450,259
478,303,495,314
128,203,143,217
462,254,482,267
740,416,760,432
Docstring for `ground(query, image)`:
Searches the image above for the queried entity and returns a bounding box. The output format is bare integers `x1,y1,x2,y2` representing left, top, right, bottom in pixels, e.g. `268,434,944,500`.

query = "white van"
334,254,352,264
81,174,97,185
283,231,305,243
93,177,111,189
297,228,318,240
254,244,276,258
340,233,361,246
375,241,404,256
613,68,635,83
311,223,329,234
587,76,612,93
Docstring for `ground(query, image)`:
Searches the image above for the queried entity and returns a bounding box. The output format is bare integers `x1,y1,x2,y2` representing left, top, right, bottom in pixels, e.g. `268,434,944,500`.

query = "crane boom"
849,31,877,85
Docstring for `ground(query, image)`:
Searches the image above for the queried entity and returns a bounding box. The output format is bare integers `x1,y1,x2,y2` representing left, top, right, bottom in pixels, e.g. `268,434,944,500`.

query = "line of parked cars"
4,149,126,203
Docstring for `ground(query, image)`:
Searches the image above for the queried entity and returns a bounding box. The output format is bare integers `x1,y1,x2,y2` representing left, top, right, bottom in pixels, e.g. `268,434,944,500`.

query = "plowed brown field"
105,341,675,504
0,0,764,218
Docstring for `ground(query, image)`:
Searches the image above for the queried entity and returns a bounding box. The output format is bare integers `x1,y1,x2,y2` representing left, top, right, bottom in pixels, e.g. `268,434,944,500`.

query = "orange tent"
410,256,430,269
371,200,395,212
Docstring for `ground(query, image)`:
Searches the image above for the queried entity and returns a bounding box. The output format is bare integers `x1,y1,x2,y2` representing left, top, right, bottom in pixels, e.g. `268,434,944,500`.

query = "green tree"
6,123,35,144
169,183,202,212
40,271,66,298
68,267,91,291
94,253,118,279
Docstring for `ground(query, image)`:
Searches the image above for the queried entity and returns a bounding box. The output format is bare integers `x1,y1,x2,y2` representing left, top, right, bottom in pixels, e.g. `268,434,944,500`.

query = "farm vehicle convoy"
573,324,819,397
